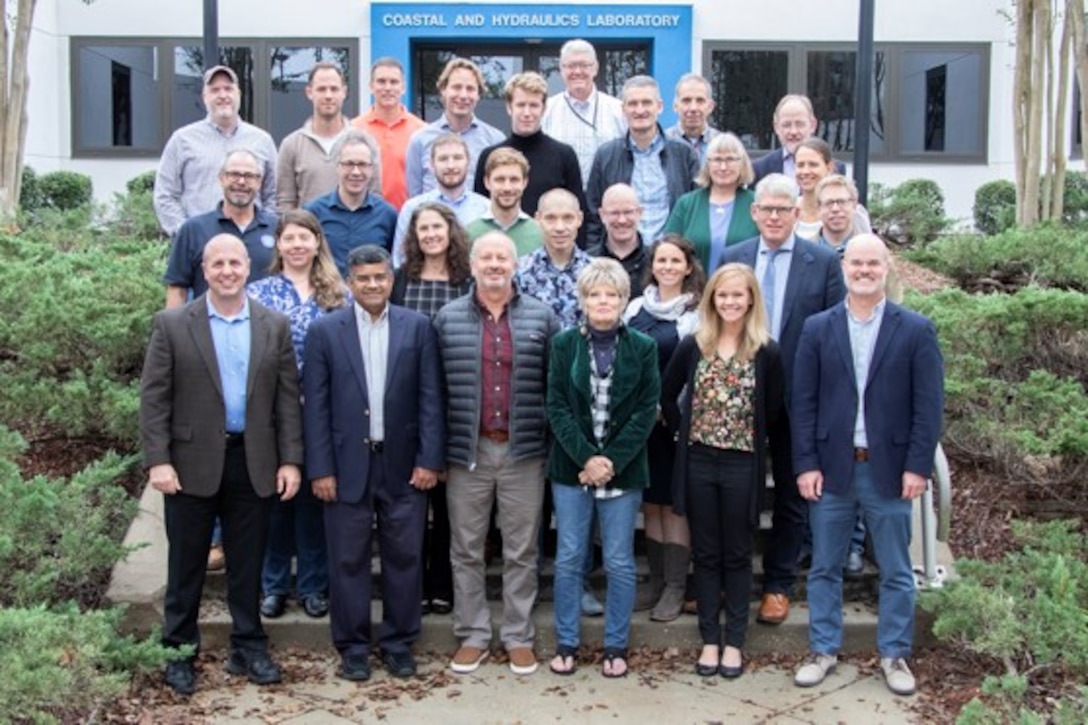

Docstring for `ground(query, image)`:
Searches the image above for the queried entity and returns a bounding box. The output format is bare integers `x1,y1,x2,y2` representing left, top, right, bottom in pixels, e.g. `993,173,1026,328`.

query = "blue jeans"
261,480,328,597
807,462,915,658
552,483,641,650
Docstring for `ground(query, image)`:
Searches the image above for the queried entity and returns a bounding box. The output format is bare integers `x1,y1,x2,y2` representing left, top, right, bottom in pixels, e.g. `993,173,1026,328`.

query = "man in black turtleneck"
474,71,589,246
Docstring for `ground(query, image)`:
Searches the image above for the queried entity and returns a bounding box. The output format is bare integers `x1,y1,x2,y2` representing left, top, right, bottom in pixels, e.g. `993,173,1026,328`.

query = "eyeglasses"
707,156,742,166
222,170,261,183
755,205,796,217
339,160,374,171
561,61,594,71
819,197,856,209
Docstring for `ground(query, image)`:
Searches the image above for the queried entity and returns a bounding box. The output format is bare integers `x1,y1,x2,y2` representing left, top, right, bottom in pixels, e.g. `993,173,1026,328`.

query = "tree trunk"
1069,0,1088,175
0,0,38,220
1051,0,1071,222
1042,1,1056,221
1014,0,1039,227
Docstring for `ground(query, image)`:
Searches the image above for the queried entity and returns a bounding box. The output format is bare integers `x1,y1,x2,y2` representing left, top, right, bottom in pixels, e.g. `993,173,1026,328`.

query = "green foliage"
21,170,94,212
111,187,167,241
125,170,156,195
869,177,951,245
922,521,1088,723
973,179,1017,235
0,229,166,442
0,604,179,725
0,441,140,609
907,224,1088,292
20,165,43,212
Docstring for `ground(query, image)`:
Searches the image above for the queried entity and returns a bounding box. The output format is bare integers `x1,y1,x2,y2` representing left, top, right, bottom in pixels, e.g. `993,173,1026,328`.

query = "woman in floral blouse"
661,263,784,679
247,208,347,620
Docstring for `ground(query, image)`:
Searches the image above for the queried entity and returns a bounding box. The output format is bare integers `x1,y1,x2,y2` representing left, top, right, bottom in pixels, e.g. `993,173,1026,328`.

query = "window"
72,37,356,157
702,42,989,162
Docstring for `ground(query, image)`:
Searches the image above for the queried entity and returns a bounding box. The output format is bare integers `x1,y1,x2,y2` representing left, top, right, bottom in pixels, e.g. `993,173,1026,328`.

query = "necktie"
762,248,784,334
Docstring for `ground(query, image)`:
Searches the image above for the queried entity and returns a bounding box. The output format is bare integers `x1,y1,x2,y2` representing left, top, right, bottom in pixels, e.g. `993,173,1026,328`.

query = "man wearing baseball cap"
154,65,278,238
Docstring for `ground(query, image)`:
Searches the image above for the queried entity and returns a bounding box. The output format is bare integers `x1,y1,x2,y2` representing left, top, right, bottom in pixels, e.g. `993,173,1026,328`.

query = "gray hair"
470,231,517,262
346,244,392,273
621,75,661,102
576,257,631,312
220,148,261,174
674,72,712,97
695,133,754,188
754,173,799,206
334,129,381,166
559,39,597,64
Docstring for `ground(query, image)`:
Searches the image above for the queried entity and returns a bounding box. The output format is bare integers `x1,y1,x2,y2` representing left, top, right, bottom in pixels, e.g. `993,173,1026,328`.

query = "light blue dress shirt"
753,237,795,341
207,296,252,434
846,297,886,449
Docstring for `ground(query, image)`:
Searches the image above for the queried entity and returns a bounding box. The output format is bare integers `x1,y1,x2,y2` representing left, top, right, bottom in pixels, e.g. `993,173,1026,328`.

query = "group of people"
140,37,944,701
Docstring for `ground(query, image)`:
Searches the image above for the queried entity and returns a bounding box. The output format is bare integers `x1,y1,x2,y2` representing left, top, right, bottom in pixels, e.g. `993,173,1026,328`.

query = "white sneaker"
794,653,838,687
880,657,917,696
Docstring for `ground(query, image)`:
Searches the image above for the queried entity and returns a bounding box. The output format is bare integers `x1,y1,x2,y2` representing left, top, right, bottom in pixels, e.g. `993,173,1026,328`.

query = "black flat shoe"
719,662,744,678
164,659,196,695
226,650,282,685
260,593,287,618
430,597,453,615
301,593,329,618
338,653,372,681
382,650,417,678
695,661,719,677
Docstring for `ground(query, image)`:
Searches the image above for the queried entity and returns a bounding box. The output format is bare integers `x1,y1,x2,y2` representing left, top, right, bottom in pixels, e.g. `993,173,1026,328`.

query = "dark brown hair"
402,202,471,286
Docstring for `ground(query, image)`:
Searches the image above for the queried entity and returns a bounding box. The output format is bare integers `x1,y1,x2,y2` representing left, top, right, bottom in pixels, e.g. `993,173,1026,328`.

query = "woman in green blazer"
663,132,759,273
546,258,660,679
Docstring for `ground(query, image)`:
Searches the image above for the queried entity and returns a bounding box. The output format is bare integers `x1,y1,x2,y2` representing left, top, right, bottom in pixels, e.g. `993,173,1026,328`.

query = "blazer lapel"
780,237,809,335
384,307,405,396
605,331,639,405
337,308,370,406
866,304,901,388
831,305,856,380
246,304,269,398
188,299,223,399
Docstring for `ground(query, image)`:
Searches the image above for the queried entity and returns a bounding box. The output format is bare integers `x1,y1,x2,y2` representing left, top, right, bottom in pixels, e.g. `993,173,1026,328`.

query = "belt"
225,432,244,447
367,440,384,453
480,430,509,443
854,447,869,462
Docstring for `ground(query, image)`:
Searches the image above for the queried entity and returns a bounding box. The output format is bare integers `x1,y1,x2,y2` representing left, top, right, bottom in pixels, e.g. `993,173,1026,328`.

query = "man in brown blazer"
140,234,304,695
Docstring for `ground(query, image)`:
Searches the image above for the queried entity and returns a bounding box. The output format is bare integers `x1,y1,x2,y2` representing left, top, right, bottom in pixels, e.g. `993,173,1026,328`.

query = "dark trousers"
325,451,427,657
687,444,756,649
162,439,273,654
762,414,805,595
422,482,453,602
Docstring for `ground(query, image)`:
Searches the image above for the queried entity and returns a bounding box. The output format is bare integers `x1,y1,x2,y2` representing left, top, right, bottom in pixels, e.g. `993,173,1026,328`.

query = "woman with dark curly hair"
390,201,472,615
391,202,472,318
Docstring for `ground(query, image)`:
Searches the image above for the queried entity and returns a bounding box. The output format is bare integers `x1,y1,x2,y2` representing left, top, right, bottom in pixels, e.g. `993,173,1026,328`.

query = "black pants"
762,413,805,595
422,482,453,602
687,444,756,649
162,439,273,654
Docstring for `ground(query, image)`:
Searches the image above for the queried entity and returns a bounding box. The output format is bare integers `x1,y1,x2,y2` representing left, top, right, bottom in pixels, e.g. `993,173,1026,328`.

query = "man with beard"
392,133,489,266
433,231,559,677
305,131,398,275
665,74,721,165
465,148,544,257
155,65,277,238
278,62,381,211
164,149,278,308
352,58,425,211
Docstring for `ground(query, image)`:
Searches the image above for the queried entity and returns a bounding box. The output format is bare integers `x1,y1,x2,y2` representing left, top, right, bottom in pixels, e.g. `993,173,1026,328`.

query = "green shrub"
906,224,1088,293
973,180,1017,235
125,170,156,195
0,604,178,725
0,437,140,609
869,177,951,245
19,165,43,212
111,187,167,241
35,170,94,211
921,520,1088,723
0,230,165,442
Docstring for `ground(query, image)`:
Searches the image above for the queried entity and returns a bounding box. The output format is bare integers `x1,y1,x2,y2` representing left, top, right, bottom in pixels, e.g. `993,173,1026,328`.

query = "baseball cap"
203,65,238,86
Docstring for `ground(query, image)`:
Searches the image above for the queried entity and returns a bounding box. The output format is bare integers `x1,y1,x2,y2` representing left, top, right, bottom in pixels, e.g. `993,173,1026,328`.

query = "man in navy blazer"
303,244,445,681
721,173,845,625
751,94,846,185
790,235,943,696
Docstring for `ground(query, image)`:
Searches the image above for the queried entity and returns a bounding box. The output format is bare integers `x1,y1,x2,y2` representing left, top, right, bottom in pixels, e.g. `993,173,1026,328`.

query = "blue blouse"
247,274,341,378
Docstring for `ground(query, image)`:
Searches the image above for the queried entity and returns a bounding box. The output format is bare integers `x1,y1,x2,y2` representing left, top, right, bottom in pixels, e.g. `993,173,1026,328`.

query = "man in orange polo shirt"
352,57,425,211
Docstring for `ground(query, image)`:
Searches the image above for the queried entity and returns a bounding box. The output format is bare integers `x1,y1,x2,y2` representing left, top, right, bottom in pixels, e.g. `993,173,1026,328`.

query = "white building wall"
28,0,1027,223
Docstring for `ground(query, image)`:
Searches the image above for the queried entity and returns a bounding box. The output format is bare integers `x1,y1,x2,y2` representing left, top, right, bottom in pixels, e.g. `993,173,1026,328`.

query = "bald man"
790,235,943,696
518,189,593,329
433,231,559,677
589,184,650,299
141,235,303,695
751,94,846,185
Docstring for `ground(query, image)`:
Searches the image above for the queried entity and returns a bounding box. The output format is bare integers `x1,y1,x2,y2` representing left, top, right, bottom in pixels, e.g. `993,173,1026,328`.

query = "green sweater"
546,325,660,490
663,186,758,272
466,216,544,258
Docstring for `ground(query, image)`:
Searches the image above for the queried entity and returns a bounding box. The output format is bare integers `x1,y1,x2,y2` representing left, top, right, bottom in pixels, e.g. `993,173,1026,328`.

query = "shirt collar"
204,116,240,137
845,295,886,324
332,189,372,211
758,236,795,255
207,295,251,321
354,300,389,325
627,128,665,154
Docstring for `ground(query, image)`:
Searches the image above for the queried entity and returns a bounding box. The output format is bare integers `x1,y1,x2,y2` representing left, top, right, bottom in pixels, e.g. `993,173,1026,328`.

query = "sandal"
601,648,629,678
549,645,577,676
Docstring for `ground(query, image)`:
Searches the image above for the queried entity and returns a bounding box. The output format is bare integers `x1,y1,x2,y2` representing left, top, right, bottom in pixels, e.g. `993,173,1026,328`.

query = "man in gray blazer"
140,234,304,695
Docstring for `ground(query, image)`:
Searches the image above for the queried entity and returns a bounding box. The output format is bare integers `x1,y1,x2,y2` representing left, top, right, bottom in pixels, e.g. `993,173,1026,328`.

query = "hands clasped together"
578,455,614,487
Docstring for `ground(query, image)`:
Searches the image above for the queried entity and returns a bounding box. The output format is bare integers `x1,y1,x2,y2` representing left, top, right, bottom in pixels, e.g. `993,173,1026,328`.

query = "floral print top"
689,353,756,452
247,274,343,378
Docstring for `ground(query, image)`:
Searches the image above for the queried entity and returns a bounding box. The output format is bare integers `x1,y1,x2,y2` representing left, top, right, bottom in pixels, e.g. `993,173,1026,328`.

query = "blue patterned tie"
762,248,784,334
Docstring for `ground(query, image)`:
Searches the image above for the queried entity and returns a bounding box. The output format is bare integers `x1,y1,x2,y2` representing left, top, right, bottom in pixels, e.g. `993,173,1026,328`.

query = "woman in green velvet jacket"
663,132,758,273
546,257,660,679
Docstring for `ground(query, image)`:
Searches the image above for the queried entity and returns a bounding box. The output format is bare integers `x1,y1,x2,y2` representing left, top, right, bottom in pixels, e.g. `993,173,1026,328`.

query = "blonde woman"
661,263,785,679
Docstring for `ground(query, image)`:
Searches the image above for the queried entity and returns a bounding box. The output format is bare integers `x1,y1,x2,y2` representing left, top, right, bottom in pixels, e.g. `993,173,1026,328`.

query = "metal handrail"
917,442,952,589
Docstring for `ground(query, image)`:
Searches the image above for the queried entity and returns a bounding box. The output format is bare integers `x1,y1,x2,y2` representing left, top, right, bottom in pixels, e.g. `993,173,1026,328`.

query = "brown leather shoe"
206,544,225,572
757,593,790,624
